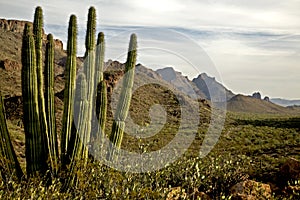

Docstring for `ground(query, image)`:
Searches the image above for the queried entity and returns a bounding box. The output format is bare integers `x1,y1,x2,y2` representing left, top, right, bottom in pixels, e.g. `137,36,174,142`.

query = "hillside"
227,94,300,114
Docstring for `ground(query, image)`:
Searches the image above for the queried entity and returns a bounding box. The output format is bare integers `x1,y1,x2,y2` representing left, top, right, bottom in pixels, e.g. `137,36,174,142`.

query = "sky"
0,0,300,99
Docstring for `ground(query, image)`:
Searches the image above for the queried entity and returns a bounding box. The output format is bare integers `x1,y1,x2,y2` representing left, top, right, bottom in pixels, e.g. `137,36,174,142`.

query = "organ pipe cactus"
61,15,77,167
3,5,138,188
45,34,59,174
93,32,106,154
21,23,47,175
0,93,23,180
108,34,137,160
82,6,96,162
33,6,49,164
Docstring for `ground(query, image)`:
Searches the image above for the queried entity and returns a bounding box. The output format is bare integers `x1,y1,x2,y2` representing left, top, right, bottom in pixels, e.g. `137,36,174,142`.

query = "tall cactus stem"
108,34,137,160
82,6,96,161
45,34,58,174
33,6,49,163
61,15,77,166
21,23,47,175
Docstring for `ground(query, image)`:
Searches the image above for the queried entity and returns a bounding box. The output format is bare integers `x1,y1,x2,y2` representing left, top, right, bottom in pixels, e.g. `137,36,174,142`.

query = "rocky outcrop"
230,180,272,200
0,18,63,50
264,96,270,102
0,19,30,34
192,73,235,102
157,67,206,99
252,92,261,99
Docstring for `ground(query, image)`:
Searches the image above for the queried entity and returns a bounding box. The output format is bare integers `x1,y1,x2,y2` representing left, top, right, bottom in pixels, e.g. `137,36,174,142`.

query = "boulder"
230,180,272,200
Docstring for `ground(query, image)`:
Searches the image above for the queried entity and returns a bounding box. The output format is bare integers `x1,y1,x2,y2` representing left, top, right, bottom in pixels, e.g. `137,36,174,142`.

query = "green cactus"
61,15,77,167
21,23,47,175
95,32,105,83
63,73,88,189
95,80,107,155
92,32,106,155
82,6,96,161
45,34,59,174
33,6,49,163
107,34,137,160
0,92,23,180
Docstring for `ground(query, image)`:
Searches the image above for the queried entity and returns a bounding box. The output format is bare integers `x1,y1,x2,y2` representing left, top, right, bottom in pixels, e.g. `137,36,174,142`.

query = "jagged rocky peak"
156,67,178,81
135,63,162,80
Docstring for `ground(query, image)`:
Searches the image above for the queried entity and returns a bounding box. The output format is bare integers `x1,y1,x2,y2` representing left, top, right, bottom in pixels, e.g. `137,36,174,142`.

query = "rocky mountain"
192,73,235,102
156,67,206,99
270,98,300,107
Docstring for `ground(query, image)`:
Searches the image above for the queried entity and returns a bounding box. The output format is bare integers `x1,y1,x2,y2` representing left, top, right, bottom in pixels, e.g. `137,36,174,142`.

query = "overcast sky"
0,0,300,99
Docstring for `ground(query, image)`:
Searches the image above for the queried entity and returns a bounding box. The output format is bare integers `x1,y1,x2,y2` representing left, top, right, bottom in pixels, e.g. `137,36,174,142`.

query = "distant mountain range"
270,98,300,107
0,18,299,115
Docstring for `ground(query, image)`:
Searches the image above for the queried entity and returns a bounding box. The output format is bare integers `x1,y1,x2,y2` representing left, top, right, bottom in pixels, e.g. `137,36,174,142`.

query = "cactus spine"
21,23,47,175
33,6,49,163
45,34,58,173
0,93,23,180
108,34,137,160
61,15,77,166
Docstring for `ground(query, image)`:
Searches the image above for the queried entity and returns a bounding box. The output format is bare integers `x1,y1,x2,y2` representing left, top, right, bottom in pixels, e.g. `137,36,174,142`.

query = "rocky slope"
192,73,235,102
156,67,207,99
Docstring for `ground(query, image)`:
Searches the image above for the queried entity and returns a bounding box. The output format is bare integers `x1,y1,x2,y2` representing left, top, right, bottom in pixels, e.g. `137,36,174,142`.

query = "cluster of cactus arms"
0,5,137,188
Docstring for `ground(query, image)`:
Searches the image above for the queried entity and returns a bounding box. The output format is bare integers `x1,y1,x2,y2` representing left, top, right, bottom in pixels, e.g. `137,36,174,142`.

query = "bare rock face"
280,157,300,180
0,18,64,51
230,180,272,200
0,19,29,33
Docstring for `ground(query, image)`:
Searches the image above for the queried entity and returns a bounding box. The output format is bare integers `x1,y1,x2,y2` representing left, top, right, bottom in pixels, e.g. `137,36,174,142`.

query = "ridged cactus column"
108,34,137,160
21,23,47,175
0,92,23,180
95,32,105,85
33,6,49,162
61,15,77,166
82,6,96,161
93,32,107,155
45,34,58,174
